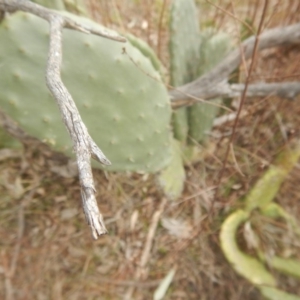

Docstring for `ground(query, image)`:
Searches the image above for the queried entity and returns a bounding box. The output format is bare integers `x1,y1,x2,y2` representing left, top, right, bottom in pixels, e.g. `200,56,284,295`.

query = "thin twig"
3,184,38,300
0,0,126,238
139,199,167,271
156,0,168,61
213,111,248,127
125,198,167,300
215,0,269,203
205,0,255,36
171,81,300,109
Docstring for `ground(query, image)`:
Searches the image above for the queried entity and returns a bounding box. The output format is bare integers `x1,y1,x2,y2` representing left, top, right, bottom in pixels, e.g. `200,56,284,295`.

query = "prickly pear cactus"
169,0,200,142
0,12,172,172
157,139,185,200
188,29,232,144
169,0,200,88
157,0,200,199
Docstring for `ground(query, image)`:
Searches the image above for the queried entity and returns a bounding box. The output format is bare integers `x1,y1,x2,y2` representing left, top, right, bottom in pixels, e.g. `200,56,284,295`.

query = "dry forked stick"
0,0,126,239
171,81,300,109
169,22,300,104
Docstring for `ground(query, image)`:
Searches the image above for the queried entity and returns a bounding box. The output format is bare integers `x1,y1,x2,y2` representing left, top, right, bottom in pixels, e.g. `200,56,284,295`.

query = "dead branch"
169,22,300,103
216,82,300,99
171,81,300,108
0,0,126,239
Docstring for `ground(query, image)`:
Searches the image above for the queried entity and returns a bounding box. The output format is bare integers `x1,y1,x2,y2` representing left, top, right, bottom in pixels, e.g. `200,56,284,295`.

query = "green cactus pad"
169,0,200,86
198,29,232,74
157,139,185,200
169,0,200,142
0,12,172,172
188,29,232,144
187,98,220,144
171,109,189,142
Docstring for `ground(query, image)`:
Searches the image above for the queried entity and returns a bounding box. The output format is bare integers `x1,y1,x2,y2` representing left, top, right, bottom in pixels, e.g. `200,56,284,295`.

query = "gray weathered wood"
169,22,300,104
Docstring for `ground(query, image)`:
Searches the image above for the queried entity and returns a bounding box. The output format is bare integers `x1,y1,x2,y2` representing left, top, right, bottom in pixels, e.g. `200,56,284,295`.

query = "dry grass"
1,0,300,299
